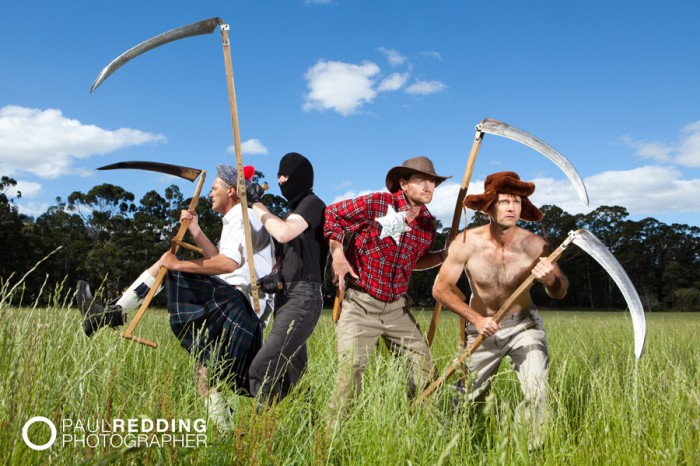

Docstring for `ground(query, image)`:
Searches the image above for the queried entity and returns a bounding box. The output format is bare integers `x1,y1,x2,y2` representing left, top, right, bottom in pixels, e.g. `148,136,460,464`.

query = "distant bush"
674,288,700,311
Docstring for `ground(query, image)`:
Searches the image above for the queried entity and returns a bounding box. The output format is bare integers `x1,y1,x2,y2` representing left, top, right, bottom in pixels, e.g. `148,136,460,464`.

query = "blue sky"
2,0,699,229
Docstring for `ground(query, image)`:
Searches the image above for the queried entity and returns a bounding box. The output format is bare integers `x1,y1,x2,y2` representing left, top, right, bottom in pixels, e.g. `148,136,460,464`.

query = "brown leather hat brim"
386,167,449,192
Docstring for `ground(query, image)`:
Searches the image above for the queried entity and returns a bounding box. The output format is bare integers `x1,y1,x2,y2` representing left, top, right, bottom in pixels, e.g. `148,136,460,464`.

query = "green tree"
0,176,32,280
67,183,136,231
523,205,583,308
407,220,447,306
66,184,138,297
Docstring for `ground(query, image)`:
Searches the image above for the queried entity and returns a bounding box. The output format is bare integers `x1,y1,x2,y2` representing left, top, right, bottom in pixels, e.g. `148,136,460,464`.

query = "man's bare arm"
532,257,569,299
432,240,501,337
251,203,309,243
182,210,218,258
159,251,239,275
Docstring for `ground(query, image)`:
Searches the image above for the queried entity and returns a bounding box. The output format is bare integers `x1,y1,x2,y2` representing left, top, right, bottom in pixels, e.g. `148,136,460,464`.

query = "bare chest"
466,245,535,294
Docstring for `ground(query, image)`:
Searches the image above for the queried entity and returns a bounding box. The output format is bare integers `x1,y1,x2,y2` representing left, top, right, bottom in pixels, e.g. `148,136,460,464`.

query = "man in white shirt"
76,164,274,432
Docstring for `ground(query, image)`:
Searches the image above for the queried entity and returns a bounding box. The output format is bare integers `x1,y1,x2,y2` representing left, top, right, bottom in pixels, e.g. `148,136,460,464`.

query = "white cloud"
405,80,447,95
12,180,42,198
526,177,591,215
377,47,407,67
583,166,700,214
327,165,700,230
336,180,352,189
420,51,443,61
621,120,700,168
303,53,447,115
528,166,700,217
377,72,409,92
675,120,700,167
303,60,380,115
0,105,165,179
15,201,50,219
619,135,673,163
332,188,378,204
425,166,700,227
227,138,268,155
430,182,467,228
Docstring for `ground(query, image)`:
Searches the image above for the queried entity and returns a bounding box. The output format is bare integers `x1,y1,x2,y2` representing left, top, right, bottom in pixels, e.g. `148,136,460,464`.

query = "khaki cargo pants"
329,288,435,415
462,309,549,445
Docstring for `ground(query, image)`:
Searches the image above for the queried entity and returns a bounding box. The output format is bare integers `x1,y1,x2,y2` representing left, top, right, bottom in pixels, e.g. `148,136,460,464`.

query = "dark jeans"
248,281,322,404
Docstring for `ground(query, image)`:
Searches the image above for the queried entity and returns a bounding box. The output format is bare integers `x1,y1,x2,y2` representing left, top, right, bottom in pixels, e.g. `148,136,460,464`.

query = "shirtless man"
433,171,568,447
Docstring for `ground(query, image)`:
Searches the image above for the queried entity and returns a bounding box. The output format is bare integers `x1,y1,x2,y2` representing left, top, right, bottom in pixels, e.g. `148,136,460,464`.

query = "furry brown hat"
385,156,451,193
464,171,543,222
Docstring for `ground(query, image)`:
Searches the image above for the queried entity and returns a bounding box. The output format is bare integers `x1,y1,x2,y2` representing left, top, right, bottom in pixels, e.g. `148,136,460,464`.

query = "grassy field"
0,302,698,465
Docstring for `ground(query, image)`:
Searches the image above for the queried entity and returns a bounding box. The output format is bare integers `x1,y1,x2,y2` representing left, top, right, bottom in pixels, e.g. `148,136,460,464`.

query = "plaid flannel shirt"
324,190,436,302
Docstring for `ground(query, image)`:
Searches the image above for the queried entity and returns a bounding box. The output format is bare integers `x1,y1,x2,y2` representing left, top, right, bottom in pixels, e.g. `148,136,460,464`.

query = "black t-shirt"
279,193,328,283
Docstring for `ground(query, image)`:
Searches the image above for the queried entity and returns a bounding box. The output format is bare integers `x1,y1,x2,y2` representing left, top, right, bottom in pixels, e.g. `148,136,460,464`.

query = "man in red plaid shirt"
324,156,451,416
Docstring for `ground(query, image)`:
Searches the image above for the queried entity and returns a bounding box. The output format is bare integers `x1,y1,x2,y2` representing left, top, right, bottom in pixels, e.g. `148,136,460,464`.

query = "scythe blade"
90,17,222,92
98,161,202,182
479,118,590,206
570,229,646,360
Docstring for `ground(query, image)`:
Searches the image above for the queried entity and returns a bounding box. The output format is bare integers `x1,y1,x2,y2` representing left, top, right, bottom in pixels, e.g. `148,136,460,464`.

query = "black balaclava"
278,152,314,208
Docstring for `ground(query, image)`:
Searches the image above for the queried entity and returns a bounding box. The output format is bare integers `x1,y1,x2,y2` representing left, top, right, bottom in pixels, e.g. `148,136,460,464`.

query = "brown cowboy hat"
464,171,543,222
385,156,451,193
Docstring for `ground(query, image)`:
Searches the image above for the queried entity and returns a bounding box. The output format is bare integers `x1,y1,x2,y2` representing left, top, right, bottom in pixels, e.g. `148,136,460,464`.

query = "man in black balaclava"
245,152,328,405
277,152,314,208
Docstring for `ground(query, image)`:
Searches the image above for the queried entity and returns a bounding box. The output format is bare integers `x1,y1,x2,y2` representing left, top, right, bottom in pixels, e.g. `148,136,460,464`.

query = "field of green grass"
1,302,698,465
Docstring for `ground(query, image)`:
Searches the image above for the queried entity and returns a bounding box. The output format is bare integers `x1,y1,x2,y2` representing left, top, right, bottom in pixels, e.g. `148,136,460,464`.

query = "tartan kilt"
166,271,262,394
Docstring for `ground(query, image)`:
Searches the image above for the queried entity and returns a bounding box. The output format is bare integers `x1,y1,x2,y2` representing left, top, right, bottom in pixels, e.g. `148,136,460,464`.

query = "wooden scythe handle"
121,171,208,348
426,128,484,347
220,24,260,316
172,239,204,255
332,289,344,323
413,233,574,407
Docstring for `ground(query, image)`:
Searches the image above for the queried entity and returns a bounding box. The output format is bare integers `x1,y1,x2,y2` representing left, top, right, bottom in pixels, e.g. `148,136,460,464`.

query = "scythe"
426,118,590,347
414,228,646,407
98,161,207,347
90,17,261,321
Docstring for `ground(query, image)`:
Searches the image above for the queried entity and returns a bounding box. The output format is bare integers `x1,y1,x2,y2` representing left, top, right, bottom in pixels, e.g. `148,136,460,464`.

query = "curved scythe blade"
570,229,647,360
98,161,202,182
479,118,590,206
90,17,222,92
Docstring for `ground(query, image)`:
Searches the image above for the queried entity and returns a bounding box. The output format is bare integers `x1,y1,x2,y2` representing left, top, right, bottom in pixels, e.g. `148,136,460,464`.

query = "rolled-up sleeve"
324,195,371,242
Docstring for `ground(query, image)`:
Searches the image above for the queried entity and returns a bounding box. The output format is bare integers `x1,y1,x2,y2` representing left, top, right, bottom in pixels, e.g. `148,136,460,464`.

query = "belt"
467,309,530,328
346,281,366,293
499,309,531,325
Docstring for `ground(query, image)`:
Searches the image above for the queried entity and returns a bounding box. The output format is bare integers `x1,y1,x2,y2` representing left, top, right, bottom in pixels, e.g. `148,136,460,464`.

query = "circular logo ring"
22,416,57,451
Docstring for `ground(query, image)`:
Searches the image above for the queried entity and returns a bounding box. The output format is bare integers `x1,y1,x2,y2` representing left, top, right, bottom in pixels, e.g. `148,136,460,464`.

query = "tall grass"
0,291,698,464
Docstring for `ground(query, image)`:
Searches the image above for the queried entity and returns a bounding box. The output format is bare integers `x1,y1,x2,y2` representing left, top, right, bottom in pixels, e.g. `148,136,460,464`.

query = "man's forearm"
169,254,238,276
438,296,481,325
545,274,569,299
188,226,218,258
329,239,344,257
252,203,307,243
433,280,481,325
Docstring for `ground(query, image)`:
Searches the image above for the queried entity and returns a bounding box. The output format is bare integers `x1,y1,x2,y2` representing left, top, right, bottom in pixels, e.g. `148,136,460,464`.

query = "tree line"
2,175,699,311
